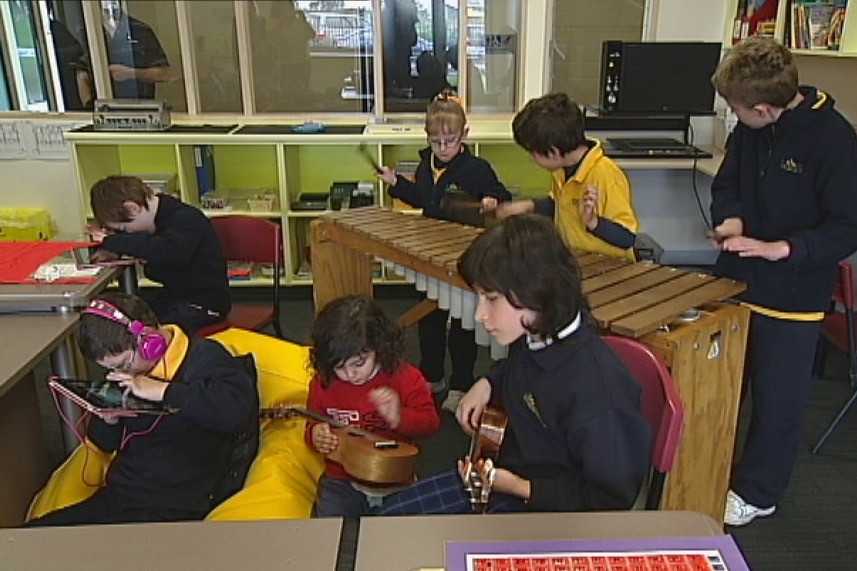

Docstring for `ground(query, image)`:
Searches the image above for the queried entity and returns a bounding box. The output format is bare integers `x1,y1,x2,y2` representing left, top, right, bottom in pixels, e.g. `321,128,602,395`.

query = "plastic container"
0,208,53,241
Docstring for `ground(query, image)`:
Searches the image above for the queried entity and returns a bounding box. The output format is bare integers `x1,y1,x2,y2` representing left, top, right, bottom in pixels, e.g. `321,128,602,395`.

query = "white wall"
0,158,83,237
651,0,727,42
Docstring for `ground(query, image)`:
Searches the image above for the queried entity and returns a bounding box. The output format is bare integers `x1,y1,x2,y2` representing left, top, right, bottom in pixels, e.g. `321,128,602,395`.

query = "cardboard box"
0,208,53,241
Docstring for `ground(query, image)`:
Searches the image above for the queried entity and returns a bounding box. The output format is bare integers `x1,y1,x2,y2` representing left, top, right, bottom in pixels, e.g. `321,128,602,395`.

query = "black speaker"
600,41,624,113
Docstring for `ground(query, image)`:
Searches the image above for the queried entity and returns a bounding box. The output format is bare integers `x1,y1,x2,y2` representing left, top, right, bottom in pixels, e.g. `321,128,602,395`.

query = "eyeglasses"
428,135,462,149
104,351,136,373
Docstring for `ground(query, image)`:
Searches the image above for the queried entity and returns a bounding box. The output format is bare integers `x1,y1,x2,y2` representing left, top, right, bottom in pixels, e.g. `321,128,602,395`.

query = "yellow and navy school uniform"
27,326,258,525
387,144,510,391
547,139,638,260
387,144,511,222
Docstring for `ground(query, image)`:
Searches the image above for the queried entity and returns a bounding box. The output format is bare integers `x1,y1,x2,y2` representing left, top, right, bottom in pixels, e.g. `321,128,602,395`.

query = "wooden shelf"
67,123,723,288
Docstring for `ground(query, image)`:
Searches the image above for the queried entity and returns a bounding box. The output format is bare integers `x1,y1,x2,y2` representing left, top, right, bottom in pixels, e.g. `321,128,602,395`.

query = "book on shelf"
828,2,848,49
808,2,837,48
194,145,216,199
733,0,782,44
789,0,848,50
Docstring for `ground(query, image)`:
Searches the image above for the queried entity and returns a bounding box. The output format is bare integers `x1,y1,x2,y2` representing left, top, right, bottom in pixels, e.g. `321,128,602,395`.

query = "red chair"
602,336,685,510
812,260,857,454
195,215,284,339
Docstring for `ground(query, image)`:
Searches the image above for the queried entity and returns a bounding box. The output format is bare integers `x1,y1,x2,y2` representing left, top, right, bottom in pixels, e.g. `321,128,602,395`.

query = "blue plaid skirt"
373,468,525,516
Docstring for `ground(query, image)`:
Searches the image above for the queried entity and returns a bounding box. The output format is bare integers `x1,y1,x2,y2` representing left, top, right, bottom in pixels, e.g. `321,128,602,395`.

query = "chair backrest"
602,336,685,476
210,215,283,271
832,260,855,311
203,215,285,339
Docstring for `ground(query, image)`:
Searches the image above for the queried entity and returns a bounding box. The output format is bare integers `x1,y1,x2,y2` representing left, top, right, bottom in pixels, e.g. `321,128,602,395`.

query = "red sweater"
304,362,440,484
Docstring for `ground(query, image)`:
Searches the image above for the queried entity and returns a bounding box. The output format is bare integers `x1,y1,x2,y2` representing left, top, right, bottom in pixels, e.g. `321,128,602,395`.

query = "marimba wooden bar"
311,207,750,525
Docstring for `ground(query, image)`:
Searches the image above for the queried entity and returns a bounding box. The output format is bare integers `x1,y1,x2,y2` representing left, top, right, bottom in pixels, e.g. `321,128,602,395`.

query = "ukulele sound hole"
374,440,398,450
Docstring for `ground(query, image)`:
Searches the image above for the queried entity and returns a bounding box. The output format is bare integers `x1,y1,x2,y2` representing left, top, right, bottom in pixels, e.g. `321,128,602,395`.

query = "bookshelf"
725,0,857,56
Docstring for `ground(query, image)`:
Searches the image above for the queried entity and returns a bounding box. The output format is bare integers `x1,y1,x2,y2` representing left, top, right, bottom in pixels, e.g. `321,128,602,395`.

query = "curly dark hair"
308,295,405,388
458,214,589,338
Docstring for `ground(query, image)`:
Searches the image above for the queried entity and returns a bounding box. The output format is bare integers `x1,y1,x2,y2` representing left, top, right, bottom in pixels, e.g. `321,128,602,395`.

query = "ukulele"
463,406,508,513
260,404,419,484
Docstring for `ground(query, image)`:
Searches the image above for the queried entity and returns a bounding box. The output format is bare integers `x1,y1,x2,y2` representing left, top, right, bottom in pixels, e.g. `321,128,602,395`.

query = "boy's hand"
91,248,119,262
455,378,492,435
86,224,112,243
720,237,791,261
480,196,498,213
377,166,397,185
579,185,599,230
105,371,168,402
311,422,338,455
709,217,743,245
495,200,534,220
369,386,401,429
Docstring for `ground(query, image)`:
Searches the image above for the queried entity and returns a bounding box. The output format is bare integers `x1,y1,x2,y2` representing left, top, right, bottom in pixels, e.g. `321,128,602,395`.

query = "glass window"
550,0,644,109
381,0,458,113
44,0,90,111
124,1,186,111
189,0,241,113
251,1,372,113
463,0,520,113
78,0,185,111
0,46,11,110
6,0,51,111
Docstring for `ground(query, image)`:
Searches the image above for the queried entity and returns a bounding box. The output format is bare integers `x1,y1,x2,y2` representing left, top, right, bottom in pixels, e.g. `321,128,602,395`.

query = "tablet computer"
48,376,177,418
71,246,137,269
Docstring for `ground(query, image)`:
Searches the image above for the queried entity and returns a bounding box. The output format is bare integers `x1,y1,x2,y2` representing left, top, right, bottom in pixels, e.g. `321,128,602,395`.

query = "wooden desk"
0,313,79,527
0,267,123,454
0,266,120,312
0,518,342,571
355,511,722,571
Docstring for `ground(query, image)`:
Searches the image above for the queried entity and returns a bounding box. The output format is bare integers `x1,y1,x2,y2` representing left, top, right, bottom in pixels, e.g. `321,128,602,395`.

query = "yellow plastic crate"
0,208,53,241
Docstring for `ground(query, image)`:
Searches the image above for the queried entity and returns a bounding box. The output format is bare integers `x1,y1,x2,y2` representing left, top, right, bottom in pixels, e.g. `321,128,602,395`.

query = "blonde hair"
425,91,466,136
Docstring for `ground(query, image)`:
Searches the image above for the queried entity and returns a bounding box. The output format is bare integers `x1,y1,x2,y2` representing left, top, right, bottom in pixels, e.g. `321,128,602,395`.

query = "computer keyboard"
605,137,712,159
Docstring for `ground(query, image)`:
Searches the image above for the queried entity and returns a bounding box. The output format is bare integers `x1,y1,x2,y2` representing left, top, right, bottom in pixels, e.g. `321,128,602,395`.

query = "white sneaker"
428,379,447,394
441,390,465,413
724,490,776,526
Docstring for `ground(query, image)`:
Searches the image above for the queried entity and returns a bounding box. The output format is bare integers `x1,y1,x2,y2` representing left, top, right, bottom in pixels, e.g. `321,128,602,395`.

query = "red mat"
0,241,98,284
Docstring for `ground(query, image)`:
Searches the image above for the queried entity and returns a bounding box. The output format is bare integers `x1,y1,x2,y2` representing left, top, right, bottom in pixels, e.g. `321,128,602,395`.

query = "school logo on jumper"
780,158,804,174
327,408,360,426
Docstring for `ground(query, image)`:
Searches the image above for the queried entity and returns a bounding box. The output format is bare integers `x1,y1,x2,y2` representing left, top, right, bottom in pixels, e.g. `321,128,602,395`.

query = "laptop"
71,246,137,269
48,376,177,418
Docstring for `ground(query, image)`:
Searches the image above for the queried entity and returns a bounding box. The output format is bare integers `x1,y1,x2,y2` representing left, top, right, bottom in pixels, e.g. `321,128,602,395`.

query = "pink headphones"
82,299,168,361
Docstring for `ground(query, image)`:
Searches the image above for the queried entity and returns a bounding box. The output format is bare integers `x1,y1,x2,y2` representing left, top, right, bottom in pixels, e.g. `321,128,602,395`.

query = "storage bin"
0,208,53,241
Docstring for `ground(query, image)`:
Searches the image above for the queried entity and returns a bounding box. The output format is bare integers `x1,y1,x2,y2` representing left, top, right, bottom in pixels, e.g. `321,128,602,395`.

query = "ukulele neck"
262,405,377,440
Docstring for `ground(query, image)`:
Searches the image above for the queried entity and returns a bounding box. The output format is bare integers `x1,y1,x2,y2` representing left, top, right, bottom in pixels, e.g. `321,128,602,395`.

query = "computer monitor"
600,41,722,116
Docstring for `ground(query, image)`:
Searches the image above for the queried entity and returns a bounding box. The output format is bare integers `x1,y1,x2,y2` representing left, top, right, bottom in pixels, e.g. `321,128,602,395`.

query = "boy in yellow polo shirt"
486,93,638,260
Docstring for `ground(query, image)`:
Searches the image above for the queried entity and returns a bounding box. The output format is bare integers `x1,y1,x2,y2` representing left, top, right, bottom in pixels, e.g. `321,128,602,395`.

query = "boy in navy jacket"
88,175,230,335
710,37,857,526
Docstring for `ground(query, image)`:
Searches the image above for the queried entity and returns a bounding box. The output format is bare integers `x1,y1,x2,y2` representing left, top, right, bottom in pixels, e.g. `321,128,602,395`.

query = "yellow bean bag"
27,328,324,522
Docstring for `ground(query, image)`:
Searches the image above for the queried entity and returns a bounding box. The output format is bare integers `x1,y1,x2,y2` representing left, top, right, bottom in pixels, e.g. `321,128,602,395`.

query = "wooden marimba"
311,207,750,525
309,207,506,360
